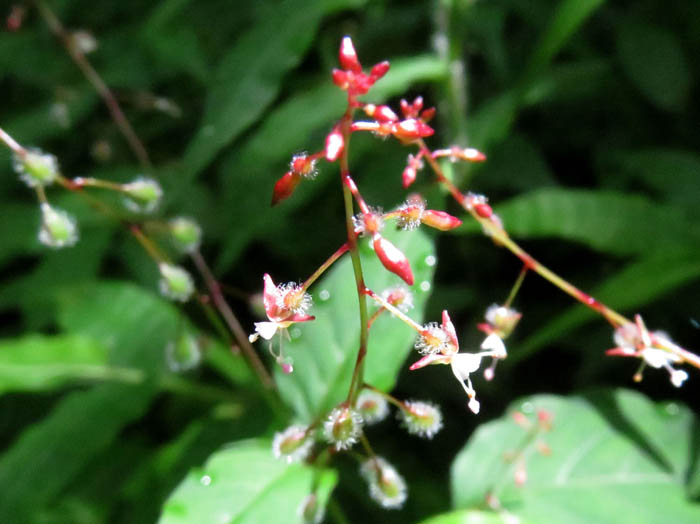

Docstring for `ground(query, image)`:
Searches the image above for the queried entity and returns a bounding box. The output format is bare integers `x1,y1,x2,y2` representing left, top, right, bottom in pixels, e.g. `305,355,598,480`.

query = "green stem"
504,265,529,308
302,242,349,291
339,105,370,406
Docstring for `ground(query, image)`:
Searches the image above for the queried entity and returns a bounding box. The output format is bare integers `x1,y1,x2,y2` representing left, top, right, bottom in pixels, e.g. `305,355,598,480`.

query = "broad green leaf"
0,334,142,395
458,188,700,256
214,55,447,271
617,21,691,112
273,228,435,421
0,282,178,522
523,0,605,81
417,509,534,524
511,248,700,363
159,438,337,524
451,390,700,523
599,148,700,209
180,0,355,180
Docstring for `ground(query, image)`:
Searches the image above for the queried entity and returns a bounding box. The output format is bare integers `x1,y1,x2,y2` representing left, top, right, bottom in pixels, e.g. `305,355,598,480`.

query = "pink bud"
372,234,414,285
402,166,416,188
392,119,434,141
325,127,344,161
474,202,492,218
421,210,462,231
332,69,348,90
271,171,301,206
463,148,486,162
420,107,436,122
339,36,362,73
369,60,390,81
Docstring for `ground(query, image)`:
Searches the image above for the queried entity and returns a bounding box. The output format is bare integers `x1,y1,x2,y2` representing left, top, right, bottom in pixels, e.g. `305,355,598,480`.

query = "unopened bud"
369,61,390,81
123,177,162,213
297,493,324,524
421,210,462,231
69,30,98,54
474,202,492,218
360,457,407,509
356,390,389,424
372,234,414,285
14,149,59,187
165,331,201,372
485,304,521,339
272,425,313,464
514,461,527,486
169,217,202,253
399,400,443,438
325,127,344,162
402,165,416,188
392,119,434,142
271,171,301,206
38,203,78,248
339,36,362,73
158,262,194,302
324,406,363,451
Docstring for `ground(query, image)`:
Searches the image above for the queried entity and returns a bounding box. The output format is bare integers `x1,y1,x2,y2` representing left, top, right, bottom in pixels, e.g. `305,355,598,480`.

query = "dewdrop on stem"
38,203,79,248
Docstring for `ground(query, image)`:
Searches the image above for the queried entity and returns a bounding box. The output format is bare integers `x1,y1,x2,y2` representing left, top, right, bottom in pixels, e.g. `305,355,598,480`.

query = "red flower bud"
392,119,434,142
339,36,362,73
363,104,398,123
369,60,390,81
402,165,416,188
332,69,348,89
420,107,436,122
271,171,301,206
325,127,344,161
421,210,462,231
372,234,414,285
474,202,493,218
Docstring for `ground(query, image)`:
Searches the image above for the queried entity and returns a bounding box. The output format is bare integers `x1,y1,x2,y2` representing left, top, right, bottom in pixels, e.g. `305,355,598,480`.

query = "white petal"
468,397,480,414
671,369,688,388
255,321,279,340
481,333,506,358
450,352,483,378
641,348,677,368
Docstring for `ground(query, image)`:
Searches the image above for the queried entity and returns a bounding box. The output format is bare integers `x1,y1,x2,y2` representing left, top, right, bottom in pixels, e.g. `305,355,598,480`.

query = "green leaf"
180,0,349,180
459,188,700,256
511,248,700,363
159,438,337,524
0,334,142,395
417,509,534,524
273,228,435,421
617,21,691,111
451,389,700,523
0,282,178,522
523,0,605,81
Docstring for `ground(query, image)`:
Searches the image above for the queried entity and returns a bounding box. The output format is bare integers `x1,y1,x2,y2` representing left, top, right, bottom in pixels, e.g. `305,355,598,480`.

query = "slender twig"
33,0,152,168
190,250,275,389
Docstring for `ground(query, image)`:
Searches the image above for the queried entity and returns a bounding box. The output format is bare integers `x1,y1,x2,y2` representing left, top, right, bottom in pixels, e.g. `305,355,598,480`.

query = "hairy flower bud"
297,493,324,524
38,203,78,248
158,262,194,302
324,406,363,451
372,234,414,285
398,400,443,438
169,217,202,254
165,331,202,372
272,425,313,464
360,457,407,509
356,390,389,424
123,177,162,213
14,149,59,187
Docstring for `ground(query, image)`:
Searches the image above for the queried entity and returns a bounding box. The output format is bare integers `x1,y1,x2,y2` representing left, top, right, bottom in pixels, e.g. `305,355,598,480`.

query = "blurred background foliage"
1,0,700,522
